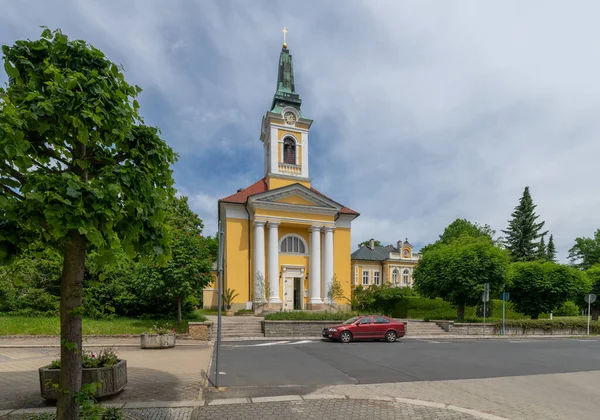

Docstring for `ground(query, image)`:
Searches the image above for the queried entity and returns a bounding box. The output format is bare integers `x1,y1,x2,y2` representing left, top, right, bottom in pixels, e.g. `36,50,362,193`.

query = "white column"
323,226,335,303
253,220,266,302
309,226,323,304
267,221,281,303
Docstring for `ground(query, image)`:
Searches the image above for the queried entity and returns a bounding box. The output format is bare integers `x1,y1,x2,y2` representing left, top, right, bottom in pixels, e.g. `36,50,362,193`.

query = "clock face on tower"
284,111,297,125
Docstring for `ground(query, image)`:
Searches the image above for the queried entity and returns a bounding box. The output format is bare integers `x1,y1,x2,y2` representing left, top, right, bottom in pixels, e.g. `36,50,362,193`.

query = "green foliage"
569,229,600,270
352,284,407,316
265,311,357,321
536,235,547,260
584,265,600,317
546,234,557,262
16,288,59,315
494,318,600,334
101,407,125,420
146,322,175,335
326,275,346,304
420,219,495,255
507,261,587,319
357,239,382,248
48,348,118,369
223,288,239,309
553,301,579,317
502,186,548,262
413,235,509,320
392,297,525,320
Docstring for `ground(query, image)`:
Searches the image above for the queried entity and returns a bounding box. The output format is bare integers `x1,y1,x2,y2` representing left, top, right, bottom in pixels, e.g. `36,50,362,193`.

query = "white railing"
279,163,302,176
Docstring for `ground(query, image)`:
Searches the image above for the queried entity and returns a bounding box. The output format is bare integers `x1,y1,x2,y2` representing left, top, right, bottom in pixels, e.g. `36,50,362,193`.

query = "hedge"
264,311,357,321
392,297,525,320
495,319,600,334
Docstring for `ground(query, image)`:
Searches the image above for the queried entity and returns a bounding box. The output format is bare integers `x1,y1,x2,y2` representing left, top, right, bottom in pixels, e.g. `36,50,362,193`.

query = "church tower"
260,40,313,190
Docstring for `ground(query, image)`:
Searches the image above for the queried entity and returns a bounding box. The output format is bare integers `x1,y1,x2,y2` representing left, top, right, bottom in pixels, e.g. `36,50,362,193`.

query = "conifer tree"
502,186,548,261
536,235,547,260
546,234,557,262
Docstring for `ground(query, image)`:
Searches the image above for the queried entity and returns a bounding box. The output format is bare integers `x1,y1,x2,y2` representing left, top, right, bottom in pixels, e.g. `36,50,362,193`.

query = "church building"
204,38,359,312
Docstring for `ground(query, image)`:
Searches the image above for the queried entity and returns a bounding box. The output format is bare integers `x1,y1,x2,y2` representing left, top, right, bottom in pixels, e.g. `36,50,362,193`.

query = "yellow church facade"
204,41,359,311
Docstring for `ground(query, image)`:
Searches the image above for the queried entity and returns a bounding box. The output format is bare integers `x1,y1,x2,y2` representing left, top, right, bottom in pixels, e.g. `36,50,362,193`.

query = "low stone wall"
436,321,591,336
264,320,335,337
188,321,213,340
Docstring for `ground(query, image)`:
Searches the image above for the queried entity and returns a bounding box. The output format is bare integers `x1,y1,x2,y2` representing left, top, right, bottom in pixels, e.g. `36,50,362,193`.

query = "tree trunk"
57,232,86,420
592,308,599,322
177,296,182,325
531,314,539,320
456,303,465,322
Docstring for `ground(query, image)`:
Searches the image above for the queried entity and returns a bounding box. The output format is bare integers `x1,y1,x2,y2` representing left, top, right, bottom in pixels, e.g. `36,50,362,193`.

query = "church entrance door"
293,277,302,310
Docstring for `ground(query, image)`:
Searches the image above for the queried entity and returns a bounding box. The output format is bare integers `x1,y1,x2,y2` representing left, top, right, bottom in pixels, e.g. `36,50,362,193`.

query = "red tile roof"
220,178,359,216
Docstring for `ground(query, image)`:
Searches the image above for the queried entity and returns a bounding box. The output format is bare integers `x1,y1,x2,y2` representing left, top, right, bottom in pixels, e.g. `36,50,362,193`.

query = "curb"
1,395,509,420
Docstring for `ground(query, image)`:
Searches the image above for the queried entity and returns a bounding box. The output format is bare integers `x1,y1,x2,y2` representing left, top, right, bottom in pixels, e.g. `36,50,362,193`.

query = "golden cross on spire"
282,27,288,48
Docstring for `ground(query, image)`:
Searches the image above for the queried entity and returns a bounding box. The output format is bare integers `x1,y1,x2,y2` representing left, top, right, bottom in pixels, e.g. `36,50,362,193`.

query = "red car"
322,315,406,343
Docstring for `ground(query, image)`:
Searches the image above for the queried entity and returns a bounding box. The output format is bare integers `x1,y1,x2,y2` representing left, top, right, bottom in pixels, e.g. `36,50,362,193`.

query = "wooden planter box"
39,359,127,400
140,333,176,349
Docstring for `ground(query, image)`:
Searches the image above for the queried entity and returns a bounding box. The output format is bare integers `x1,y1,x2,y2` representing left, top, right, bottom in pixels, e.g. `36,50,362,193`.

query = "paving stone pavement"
0,344,211,410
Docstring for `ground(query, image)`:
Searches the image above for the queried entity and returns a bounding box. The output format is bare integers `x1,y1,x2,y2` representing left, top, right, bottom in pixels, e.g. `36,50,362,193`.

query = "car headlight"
328,328,338,332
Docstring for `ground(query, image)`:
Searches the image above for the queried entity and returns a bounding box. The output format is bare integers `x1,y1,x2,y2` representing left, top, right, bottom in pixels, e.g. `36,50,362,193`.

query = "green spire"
271,46,302,112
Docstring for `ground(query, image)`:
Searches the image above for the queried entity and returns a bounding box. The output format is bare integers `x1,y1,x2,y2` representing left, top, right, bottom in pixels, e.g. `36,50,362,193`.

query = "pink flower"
171,329,175,333
91,354,96,359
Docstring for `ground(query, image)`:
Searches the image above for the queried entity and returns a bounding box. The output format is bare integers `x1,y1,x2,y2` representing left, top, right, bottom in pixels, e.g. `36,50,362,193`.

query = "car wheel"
340,331,352,343
385,330,397,343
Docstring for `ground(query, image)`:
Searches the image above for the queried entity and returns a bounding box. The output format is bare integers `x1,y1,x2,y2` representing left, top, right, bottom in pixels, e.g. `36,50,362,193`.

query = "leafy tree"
546,234,557,262
421,219,495,255
568,229,600,270
358,239,382,248
0,29,175,419
413,236,509,321
326,274,346,304
536,235,547,261
138,197,213,323
351,283,406,316
502,186,548,261
507,261,586,319
585,265,600,321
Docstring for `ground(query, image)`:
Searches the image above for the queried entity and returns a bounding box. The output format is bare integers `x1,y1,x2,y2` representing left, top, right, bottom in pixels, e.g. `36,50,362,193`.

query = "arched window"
283,138,296,164
280,235,306,254
403,269,410,286
392,269,399,285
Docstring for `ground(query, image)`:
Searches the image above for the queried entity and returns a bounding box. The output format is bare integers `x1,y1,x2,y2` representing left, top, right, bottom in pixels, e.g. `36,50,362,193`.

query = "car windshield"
342,317,361,325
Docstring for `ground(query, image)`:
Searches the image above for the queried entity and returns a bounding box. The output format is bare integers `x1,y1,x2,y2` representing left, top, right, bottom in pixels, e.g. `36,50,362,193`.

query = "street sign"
584,294,597,304
500,292,510,301
482,283,490,303
585,294,596,336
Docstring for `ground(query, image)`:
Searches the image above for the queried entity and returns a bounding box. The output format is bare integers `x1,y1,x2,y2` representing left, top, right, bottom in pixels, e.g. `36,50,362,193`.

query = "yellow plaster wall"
224,218,251,305
277,129,303,167
278,129,302,143
255,208,334,223
275,195,316,206
334,228,353,301
267,176,311,190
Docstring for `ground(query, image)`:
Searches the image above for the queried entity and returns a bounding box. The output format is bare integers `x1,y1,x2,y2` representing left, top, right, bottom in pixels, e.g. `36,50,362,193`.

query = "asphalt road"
208,337,600,399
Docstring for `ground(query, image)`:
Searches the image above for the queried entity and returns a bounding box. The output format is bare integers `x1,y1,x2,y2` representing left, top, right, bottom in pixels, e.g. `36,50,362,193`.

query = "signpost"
500,292,510,336
215,221,224,388
482,283,490,336
584,293,597,337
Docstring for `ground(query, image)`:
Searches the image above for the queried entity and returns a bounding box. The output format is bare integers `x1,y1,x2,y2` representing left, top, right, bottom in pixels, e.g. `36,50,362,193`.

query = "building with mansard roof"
351,239,420,288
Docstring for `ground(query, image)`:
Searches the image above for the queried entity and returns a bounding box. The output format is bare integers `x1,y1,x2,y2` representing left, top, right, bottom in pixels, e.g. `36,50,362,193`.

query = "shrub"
495,319,600,334
101,407,125,420
16,288,59,315
264,311,357,321
553,301,580,317
392,296,526,320
352,284,409,315
146,322,175,335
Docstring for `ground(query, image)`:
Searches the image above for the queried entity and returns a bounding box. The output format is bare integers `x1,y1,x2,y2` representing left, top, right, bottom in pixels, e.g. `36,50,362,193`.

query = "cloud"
2,0,599,261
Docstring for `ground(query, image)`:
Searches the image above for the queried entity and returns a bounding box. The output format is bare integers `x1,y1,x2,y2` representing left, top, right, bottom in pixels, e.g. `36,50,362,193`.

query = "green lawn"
0,312,207,336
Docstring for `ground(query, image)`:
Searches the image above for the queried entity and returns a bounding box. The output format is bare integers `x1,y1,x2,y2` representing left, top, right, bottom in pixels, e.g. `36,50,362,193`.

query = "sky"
1,0,599,260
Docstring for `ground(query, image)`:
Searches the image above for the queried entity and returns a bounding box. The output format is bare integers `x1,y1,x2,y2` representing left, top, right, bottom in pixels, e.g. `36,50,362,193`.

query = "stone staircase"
206,315,264,340
404,321,449,336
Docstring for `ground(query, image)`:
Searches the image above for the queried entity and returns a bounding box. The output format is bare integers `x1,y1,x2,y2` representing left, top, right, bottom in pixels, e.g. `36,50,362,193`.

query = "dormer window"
283,138,296,164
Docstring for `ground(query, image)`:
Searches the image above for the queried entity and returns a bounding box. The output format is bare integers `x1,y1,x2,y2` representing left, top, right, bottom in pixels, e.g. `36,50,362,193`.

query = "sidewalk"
0,340,212,411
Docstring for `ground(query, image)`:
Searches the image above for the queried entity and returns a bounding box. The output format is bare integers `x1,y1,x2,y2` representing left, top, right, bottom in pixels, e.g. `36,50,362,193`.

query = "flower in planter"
48,348,118,369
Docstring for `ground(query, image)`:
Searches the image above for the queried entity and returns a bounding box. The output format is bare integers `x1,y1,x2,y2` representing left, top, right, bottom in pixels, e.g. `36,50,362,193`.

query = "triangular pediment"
248,183,342,213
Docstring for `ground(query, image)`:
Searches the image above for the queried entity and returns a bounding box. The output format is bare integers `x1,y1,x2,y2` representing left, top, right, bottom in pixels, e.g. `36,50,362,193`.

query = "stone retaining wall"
436,321,591,336
264,320,335,337
188,321,213,340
